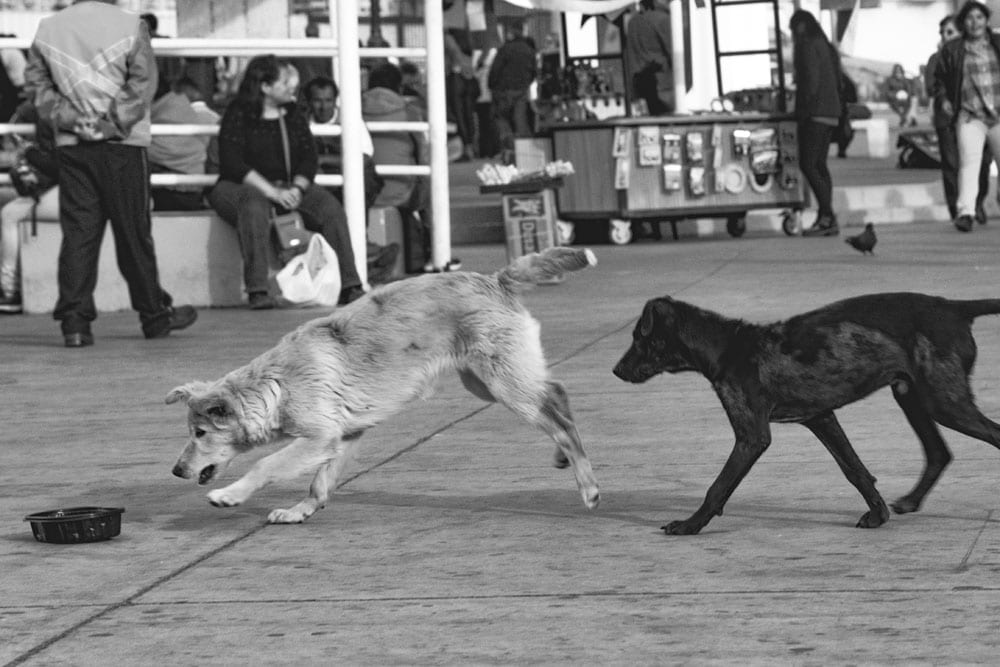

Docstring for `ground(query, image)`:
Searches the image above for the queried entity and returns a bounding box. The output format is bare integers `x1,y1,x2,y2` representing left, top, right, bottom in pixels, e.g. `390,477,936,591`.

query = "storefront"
498,0,804,242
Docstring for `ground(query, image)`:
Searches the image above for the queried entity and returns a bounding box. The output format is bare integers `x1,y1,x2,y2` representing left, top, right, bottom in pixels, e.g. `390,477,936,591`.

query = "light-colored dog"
167,247,601,524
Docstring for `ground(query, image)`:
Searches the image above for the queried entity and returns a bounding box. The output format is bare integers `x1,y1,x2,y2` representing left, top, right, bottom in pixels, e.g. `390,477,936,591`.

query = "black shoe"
0,291,22,314
976,206,988,225
954,215,974,232
248,292,276,310
64,331,94,348
802,215,839,237
338,285,365,305
144,304,198,339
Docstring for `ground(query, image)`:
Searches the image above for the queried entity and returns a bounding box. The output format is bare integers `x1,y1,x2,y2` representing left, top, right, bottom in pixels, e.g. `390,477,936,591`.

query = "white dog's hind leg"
206,436,335,510
267,436,360,524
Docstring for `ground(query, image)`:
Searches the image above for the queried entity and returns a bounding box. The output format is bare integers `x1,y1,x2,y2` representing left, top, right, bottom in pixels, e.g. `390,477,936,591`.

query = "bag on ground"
275,234,342,307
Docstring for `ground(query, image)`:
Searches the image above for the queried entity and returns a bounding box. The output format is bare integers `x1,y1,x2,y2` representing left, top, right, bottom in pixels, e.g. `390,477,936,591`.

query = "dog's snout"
172,463,188,479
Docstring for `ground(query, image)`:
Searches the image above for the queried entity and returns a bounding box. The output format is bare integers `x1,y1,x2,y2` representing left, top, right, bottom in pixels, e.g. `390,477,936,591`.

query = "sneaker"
248,291,276,310
64,331,94,348
954,215,974,233
0,291,22,314
144,305,198,339
802,215,839,237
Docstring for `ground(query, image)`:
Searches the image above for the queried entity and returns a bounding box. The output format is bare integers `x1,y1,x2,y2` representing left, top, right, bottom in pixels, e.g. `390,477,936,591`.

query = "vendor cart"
542,113,805,243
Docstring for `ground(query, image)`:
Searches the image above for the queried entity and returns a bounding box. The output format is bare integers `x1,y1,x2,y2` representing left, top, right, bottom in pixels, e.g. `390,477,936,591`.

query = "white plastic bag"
275,233,341,307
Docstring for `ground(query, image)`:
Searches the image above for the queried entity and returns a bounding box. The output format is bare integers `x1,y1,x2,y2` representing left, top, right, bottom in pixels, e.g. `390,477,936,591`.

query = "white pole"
670,0,687,113
425,0,452,269
335,0,368,286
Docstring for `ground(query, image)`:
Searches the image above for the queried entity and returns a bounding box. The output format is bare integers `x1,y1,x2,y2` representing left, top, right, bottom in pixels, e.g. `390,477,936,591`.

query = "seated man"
303,75,397,281
148,76,219,210
362,62,448,273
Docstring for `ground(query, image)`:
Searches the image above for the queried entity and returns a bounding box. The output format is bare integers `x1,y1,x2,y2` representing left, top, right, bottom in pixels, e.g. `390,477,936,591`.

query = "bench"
19,207,406,314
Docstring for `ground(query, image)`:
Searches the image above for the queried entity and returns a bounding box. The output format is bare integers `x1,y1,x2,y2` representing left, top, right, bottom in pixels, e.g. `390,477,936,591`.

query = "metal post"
424,0,452,270
335,0,368,285
670,0,687,112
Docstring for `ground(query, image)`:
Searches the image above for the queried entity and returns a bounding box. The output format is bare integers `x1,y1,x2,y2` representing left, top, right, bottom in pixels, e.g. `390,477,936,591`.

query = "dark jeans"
446,73,477,153
633,70,674,116
936,123,990,220
55,143,172,334
207,181,361,295
491,88,531,152
798,120,836,217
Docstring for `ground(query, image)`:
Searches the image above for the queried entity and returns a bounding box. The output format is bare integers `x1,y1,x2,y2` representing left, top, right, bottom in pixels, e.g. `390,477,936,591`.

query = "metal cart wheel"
781,209,802,236
556,220,576,245
726,214,747,238
609,219,633,245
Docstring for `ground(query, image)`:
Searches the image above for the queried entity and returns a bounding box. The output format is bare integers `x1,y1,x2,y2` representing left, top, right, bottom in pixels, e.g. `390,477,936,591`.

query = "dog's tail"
496,247,597,292
953,298,1000,320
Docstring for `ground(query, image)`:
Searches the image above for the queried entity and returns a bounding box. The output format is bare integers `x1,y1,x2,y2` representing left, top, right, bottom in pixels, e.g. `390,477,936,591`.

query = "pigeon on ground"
846,222,876,255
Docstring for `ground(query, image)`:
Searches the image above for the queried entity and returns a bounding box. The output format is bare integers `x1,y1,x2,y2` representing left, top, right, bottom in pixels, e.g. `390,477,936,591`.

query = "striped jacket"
23,0,155,148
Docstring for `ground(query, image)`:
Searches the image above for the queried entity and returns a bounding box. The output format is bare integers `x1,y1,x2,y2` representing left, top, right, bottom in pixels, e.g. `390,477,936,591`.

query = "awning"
497,0,638,15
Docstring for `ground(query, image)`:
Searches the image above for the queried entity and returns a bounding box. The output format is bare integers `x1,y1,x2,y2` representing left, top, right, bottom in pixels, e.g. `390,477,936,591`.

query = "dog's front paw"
890,496,920,515
856,507,890,529
267,508,309,524
553,447,569,469
207,487,246,508
661,519,703,536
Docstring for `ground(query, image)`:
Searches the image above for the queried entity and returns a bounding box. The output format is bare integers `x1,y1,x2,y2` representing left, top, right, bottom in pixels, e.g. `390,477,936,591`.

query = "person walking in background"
885,63,917,127
927,13,991,225
24,0,197,347
207,55,364,310
444,29,478,162
790,9,842,237
625,0,674,116
934,0,1000,232
489,22,536,164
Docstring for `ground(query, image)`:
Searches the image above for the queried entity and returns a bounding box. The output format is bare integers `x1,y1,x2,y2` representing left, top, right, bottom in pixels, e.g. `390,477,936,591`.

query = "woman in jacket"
933,0,1000,232
207,54,363,309
790,9,842,237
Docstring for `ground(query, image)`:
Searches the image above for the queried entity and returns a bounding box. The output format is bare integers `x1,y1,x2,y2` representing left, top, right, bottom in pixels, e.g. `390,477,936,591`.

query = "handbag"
270,113,312,264
10,143,57,200
275,233,342,307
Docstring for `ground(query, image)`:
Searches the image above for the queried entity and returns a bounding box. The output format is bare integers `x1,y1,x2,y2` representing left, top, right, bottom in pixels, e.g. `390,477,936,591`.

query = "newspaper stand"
480,177,565,281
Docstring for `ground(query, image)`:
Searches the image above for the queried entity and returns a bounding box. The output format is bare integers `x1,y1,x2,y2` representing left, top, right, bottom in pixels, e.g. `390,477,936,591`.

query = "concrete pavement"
3,221,1000,665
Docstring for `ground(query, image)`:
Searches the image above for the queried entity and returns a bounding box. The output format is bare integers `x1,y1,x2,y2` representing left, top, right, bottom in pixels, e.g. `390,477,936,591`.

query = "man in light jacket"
24,0,196,347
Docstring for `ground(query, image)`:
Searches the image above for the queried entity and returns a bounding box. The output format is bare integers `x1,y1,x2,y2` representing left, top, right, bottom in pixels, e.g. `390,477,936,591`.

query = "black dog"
613,292,1000,535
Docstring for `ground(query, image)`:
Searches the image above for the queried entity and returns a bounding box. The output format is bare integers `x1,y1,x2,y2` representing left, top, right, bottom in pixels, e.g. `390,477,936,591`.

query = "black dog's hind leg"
803,412,890,528
891,382,953,514
663,397,771,535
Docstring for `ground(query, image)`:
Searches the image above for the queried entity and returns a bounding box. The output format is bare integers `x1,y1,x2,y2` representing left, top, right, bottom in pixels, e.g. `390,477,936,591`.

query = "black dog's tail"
496,247,597,292
953,299,1000,320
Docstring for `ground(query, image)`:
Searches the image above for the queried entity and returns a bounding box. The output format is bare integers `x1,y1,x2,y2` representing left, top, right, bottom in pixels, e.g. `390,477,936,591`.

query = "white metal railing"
0,3,453,276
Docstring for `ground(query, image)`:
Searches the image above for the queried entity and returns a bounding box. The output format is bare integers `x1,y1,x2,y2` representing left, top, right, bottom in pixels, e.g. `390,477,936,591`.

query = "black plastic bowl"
24,507,125,544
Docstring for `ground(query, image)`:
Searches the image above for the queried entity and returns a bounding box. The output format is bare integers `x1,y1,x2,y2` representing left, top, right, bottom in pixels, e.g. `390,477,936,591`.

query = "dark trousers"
491,88,531,152
207,181,361,295
798,120,836,217
55,143,172,334
936,123,990,220
446,73,477,154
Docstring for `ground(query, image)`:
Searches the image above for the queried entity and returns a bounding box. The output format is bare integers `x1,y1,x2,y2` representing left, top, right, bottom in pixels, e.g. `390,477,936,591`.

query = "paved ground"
3,218,1000,665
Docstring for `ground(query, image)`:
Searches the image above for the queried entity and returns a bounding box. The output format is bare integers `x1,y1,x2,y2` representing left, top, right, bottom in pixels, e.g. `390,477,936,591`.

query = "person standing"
934,0,1000,232
626,0,674,116
790,9,842,237
24,0,197,347
927,14,991,225
488,22,536,164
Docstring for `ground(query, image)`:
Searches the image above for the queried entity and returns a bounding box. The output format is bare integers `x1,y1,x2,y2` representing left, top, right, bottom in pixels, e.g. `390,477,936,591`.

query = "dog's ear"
639,298,675,336
189,390,236,424
166,383,197,405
